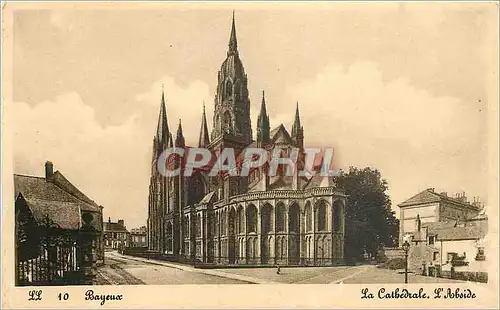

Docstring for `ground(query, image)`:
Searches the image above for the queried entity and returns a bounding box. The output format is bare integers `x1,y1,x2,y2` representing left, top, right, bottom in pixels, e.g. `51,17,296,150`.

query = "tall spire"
291,102,302,137
257,90,270,144
198,103,210,148
291,101,304,148
175,119,185,147
156,86,170,148
228,10,238,55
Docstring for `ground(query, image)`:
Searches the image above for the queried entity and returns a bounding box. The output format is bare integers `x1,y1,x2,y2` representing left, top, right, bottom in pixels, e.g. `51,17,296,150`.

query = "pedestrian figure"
276,265,281,275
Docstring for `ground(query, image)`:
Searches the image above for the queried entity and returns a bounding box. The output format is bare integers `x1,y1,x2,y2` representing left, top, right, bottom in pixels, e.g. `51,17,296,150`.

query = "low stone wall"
440,269,488,283
377,247,404,263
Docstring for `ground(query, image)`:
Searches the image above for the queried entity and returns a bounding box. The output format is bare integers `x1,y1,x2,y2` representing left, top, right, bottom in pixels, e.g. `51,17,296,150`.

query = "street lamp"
402,240,410,284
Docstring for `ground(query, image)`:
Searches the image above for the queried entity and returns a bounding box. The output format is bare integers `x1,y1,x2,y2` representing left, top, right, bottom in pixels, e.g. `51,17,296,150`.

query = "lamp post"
402,240,410,284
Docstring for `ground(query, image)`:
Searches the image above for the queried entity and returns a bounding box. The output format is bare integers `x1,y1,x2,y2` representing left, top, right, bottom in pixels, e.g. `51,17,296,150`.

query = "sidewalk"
111,252,279,284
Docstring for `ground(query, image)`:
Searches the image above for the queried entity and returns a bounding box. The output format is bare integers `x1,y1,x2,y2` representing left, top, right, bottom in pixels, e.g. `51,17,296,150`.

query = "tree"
334,167,399,260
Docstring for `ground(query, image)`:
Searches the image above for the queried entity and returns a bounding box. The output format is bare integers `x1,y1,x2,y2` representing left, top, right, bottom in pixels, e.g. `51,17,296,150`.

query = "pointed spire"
260,91,268,117
228,10,238,55
156,86,170,147
257,90,270,144
175,119,185,147
291,101,302,137
198,102,210,148
168,132,173,148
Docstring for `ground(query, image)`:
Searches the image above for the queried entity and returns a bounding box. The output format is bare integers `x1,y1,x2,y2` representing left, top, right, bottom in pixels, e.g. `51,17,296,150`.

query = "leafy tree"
334,167,399,260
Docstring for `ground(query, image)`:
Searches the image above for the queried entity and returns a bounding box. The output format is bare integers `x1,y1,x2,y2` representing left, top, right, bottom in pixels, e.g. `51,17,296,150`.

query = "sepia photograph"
1,1,499,309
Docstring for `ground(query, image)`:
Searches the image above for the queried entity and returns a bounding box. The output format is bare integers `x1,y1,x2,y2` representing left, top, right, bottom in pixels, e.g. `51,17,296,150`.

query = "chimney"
118,219,124,226
108,217,111,223
45,161,54,181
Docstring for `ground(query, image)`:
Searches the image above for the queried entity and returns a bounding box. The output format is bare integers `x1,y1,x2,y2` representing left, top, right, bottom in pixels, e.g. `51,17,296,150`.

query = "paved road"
97,252,248,285
97,252,467,285
219,265,467,284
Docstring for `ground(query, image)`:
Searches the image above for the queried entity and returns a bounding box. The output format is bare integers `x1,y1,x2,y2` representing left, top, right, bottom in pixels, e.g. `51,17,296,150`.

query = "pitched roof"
14,173,102,231
51,171,100,210
398,188,479,210
14,173,100,212
398,189,442,207
103,221,129,232
199,191,217,205
22,197,81,230
131,226,147,234
422,220,458,231
270,124,293,145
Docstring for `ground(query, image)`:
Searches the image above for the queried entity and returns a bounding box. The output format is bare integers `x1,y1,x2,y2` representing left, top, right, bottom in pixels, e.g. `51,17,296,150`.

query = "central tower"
210,12,253,152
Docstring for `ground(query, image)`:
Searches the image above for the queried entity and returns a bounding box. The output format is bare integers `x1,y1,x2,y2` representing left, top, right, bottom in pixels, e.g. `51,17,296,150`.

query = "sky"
9,3,497,229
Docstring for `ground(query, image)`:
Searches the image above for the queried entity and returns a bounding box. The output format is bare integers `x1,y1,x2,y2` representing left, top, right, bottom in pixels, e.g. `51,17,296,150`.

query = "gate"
16,214,98,286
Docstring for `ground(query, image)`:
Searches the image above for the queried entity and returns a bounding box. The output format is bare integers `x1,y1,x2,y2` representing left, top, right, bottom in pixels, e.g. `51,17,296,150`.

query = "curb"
112,253,277,284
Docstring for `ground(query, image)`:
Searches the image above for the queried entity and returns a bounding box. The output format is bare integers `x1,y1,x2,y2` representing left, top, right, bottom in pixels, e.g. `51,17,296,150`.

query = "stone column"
201,211,205,262
312,205,317,266
244,205,248,264
256,203,261,264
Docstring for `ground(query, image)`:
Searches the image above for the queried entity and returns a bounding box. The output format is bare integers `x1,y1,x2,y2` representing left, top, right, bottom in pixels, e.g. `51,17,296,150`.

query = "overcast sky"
10,3,496,229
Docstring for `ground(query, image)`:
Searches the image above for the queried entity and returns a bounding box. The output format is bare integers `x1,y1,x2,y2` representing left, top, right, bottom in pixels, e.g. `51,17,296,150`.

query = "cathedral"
147,13,347,266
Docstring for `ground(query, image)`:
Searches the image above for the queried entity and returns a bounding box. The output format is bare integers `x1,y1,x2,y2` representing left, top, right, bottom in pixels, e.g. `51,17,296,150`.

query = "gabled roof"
21,196,81,230
398,189,442,207
14,173,100,212
398,188,479,210
103,221,129,233
199,191,217,205
131,226,147,234
270,124,293,145
14,173,102,231
51,171,100,210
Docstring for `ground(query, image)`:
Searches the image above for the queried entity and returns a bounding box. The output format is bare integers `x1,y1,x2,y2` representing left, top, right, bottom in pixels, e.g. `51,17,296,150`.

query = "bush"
378,257,405,270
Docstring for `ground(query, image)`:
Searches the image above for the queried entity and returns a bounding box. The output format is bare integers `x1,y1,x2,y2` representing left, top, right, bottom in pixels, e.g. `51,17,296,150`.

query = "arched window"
306,202,312,232
234,82,240,99
317,201,327,231
246,205,257,233
237,206,244,234
196,214,201,237
276,204,286,232
229,208,236,236
261,204,273,234
223,111,232,132
333,201,342,232
226,80,232,97
289,203,300,233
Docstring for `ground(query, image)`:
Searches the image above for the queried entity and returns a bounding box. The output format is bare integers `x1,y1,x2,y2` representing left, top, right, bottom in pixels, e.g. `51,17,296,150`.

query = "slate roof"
398,189,442,207
14,172,102,231
422,220,458,231
270,124,293,145
103,221,129,233
131,226,147,234
398,188,479,210
199,191,216,205
22,197,81,230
